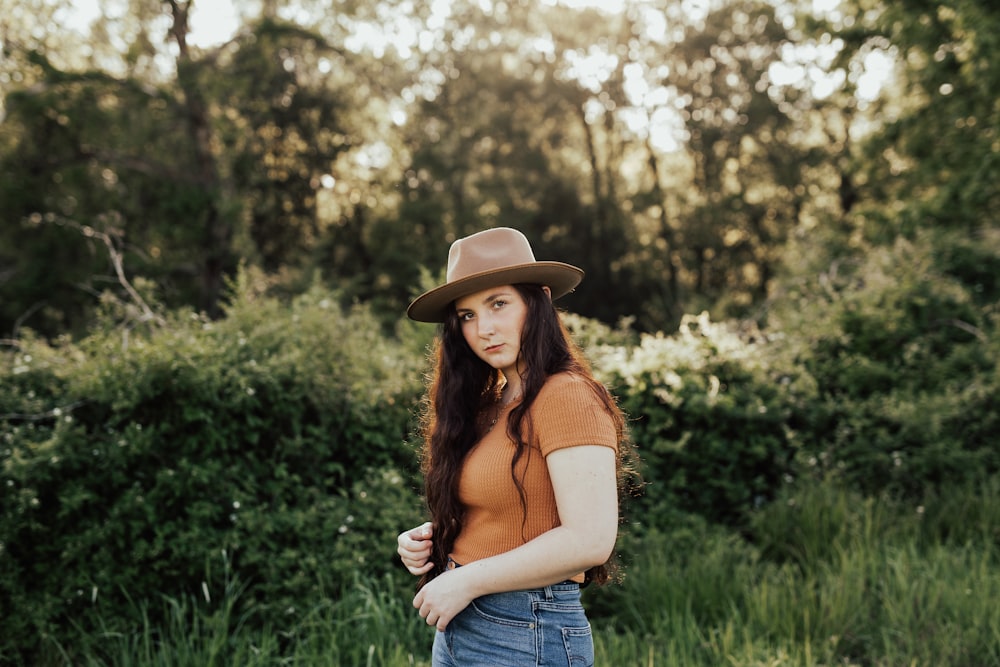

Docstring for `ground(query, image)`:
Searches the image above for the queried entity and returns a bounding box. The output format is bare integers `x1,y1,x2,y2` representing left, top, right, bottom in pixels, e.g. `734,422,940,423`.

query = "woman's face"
454,284,531,378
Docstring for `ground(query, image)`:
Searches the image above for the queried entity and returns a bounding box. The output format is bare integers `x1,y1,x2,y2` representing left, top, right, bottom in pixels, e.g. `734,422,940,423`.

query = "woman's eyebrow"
481,291,512,303
457,291,513,312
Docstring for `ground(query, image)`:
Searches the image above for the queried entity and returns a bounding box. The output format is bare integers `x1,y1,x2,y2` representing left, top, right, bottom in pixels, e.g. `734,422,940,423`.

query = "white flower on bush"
592,311,765,404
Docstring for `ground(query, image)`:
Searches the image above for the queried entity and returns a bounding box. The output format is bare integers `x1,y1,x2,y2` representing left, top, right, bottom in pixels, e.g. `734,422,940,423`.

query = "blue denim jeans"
431,582,593,666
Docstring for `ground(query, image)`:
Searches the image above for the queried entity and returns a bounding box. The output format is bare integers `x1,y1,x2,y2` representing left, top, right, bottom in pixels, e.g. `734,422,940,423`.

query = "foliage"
3,273,998,661
584,257,998,522
0,11,368,334
772,233,1000,497
0,274,426,663
835,0,1000,229
590,312,805,527
754,0,1000,503
0,0,861,337
3,287,999,662
1,0,998,662
594,478,1000,666
24,477,1000,666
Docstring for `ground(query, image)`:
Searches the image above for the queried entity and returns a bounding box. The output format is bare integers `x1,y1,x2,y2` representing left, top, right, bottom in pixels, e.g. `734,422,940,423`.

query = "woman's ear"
542,286,552,299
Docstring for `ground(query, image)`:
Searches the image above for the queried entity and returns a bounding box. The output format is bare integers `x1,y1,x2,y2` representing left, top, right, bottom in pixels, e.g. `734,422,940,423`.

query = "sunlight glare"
541,0,625,12
60,0,106,36
812,0,843,19
857,49,894,100
188,0,240,46
566,47,618,94
63,0,239,47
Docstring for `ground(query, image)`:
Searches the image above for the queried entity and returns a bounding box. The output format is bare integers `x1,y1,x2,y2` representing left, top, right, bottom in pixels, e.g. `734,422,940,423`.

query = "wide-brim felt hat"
407,227,584,323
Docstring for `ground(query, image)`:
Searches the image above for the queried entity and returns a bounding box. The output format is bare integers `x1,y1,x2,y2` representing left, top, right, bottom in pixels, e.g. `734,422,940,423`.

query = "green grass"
41,478,1000,666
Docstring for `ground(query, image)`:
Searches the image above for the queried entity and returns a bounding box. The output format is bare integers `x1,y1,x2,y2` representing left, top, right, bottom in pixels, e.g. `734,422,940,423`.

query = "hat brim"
406,262,584,323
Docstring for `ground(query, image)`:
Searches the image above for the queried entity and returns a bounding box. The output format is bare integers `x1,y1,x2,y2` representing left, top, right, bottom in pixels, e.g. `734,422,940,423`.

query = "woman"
397,227,634,666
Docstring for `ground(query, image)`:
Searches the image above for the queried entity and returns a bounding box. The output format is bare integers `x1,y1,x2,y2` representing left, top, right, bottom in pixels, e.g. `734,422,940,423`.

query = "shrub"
0,277,427,663
4,238,998,663
772,235,1000,497
589,312,805,528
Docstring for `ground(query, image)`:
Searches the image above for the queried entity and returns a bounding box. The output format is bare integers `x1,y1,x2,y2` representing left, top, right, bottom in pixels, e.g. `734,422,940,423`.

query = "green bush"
773,235,1000,497
589,312,805,527
26,478,1000,667
0,278,427,663
4,240,999,663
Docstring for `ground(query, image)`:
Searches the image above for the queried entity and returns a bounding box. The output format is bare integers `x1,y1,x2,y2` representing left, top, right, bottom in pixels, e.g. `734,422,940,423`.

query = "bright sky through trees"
59,0,890,152
65,0,241,47
64,0,634,47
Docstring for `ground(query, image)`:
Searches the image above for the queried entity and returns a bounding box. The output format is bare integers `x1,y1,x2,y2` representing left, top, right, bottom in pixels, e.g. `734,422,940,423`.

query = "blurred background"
1,0,998,665
4,0,993,337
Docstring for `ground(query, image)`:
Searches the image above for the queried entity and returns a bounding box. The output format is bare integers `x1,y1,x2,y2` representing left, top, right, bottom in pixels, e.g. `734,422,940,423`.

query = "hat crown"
447,227,536,283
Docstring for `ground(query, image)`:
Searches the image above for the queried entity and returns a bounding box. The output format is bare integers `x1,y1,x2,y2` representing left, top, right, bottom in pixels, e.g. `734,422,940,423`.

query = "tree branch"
12,301,46,338
36,215,166,341
933,318,987,341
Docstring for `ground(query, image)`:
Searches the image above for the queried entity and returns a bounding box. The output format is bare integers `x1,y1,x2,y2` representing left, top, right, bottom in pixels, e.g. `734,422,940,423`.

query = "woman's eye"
460,312,474,321
492,300,506,309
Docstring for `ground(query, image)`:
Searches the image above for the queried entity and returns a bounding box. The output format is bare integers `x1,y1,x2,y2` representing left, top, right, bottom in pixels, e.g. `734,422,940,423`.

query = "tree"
0,0,236,332
0,0,378,335
766,0,1000,493
0,0,891,336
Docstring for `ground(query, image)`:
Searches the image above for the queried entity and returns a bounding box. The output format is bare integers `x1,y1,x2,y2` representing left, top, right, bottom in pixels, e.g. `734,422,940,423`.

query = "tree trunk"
644,135,682,324
166,0,231,316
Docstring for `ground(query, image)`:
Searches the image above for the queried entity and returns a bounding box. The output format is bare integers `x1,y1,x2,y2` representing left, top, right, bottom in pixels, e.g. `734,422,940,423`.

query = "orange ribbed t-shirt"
450,372,618,578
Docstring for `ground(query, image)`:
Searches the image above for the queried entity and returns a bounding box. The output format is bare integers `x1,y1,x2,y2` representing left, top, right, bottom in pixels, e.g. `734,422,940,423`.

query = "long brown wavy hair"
417,284,637,589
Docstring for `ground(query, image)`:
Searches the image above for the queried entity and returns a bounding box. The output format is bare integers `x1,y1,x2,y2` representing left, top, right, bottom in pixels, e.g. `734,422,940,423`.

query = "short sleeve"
530,373,618,457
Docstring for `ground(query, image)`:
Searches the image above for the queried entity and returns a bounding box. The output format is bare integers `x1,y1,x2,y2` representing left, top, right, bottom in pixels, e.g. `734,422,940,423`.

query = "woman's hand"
398,522,473,630
412,568,476,632
397,521,435,576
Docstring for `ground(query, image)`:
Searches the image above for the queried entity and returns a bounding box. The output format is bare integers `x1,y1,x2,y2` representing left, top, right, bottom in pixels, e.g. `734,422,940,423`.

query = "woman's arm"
412,444,618,631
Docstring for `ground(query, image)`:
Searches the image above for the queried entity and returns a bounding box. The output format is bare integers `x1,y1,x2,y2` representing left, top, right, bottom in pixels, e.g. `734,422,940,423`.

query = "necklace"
485,388,521,433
